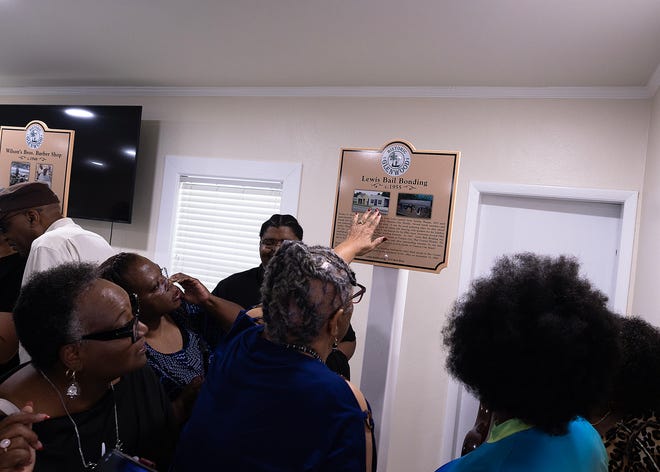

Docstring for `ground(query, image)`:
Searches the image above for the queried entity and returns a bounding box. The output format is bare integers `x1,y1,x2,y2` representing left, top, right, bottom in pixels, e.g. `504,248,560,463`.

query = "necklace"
283,343,324,363
590,410,612,426
40,370,122,470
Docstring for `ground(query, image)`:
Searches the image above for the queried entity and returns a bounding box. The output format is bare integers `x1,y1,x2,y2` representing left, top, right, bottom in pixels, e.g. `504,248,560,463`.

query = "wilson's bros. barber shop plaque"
0,120,74,215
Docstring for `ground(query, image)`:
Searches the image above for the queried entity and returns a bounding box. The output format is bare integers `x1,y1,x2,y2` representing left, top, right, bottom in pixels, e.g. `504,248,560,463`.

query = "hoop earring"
65,370,81,398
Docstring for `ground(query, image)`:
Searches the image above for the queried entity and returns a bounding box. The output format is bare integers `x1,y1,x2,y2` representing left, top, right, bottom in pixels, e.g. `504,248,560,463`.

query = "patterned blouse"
604,411,660,471
146,307,212,400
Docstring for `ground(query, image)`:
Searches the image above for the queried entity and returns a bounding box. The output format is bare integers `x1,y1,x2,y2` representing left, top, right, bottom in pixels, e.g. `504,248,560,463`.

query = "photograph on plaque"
396,193,433,219
331,140,460,273
9,161,30,186
34,163,54,187
352,190,390,215
0,120,75,214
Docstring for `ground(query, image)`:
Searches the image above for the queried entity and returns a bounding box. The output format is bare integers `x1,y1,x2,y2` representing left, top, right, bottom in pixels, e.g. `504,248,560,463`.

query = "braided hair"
261,241,355,345
97,252,142,293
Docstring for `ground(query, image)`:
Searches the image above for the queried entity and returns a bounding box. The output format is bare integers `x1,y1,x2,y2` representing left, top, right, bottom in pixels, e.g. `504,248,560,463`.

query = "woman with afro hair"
436,253,620,472
588,316,660,471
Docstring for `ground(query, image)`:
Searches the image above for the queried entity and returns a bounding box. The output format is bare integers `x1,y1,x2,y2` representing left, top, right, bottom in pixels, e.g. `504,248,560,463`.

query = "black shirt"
0,252,25,312
0,253,25,377
212,266,263,310
28,365,177,472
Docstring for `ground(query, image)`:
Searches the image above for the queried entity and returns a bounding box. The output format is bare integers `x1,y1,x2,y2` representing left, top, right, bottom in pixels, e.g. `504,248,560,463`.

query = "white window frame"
154,155,302,272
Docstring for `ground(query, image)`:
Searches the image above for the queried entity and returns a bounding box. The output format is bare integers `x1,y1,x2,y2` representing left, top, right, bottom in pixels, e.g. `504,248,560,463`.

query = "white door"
475,194,621,300
440,182,637,462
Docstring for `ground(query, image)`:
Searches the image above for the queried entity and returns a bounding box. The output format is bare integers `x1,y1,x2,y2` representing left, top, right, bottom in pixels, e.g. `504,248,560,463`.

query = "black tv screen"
0,105,142,223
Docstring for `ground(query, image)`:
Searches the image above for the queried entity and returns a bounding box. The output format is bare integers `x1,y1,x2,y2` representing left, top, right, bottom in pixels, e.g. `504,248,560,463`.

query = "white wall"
1,94,652,470
632,90,660,327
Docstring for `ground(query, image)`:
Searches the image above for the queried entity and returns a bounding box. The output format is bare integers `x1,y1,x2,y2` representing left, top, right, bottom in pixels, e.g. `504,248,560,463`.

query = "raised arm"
168,273,244,332
333,209,386,264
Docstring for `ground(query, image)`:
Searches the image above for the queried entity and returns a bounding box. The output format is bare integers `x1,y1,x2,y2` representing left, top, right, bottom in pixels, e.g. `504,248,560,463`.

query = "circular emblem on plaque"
25,123,45,149
381,143,411,177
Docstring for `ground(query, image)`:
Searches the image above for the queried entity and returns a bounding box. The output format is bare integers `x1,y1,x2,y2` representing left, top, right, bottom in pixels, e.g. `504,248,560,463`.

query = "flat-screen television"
0,105,142,223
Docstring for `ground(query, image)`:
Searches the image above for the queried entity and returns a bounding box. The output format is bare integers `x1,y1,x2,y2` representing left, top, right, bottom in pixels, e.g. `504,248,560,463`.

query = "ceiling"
1,0,659,92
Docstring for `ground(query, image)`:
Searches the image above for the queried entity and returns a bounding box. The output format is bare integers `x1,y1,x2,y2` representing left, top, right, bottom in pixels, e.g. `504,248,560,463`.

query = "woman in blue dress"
173,210,384,471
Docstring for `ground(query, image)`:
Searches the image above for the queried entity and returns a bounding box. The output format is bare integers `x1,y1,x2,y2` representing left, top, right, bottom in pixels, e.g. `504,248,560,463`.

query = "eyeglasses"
350,283,366,304
152,266,170,294
81,293,141,344
260,238,290,249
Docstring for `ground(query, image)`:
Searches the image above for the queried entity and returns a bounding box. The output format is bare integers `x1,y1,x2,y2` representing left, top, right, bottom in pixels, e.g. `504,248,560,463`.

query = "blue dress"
436,417,608,472
173,312,370,471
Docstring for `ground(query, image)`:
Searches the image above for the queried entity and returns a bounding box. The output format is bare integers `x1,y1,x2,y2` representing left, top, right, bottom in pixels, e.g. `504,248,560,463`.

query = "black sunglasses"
81,293,141,344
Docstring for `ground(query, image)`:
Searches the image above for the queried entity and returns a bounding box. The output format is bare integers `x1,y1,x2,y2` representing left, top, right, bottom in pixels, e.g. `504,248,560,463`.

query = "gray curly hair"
261,241,356,344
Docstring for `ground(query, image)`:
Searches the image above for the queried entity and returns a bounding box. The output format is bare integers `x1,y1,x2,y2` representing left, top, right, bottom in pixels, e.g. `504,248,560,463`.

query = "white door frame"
439,181,638,463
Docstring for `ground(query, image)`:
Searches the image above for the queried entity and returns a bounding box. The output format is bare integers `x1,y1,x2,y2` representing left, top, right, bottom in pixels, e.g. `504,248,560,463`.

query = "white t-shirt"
18,218,117,363
21,217,117,285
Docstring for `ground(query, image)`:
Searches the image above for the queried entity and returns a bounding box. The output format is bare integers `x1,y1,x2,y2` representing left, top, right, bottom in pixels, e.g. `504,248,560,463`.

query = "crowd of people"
0,181,658,471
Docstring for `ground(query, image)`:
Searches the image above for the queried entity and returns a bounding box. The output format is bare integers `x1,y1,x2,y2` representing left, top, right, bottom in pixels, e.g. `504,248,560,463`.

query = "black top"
0,252,25,311
24,365,178,472
0,253,25,377
212,265,264,310
213,265,357,379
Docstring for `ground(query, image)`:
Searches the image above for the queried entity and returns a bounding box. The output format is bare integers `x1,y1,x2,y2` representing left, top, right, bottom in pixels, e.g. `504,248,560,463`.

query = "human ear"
328,308,344,339
25,209,40,225
59,343,83,372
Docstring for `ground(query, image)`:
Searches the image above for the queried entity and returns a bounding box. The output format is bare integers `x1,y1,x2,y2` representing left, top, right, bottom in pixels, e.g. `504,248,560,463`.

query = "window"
155,156,301,291
171,176,282,290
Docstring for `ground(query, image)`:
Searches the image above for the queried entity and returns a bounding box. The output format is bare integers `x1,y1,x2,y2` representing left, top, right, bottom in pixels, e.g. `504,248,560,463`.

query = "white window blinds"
170,176,283,291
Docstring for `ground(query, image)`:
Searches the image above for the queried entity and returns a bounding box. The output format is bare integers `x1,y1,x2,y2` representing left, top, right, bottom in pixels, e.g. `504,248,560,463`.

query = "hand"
0,403,48,472
246,305,263,324
460,403,492,456
171,274,243,331
169,273,211,306
337,339,356,360
334,209,387,263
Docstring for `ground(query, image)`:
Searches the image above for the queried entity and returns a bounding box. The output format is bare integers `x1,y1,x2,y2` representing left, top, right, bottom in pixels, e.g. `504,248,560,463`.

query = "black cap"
0,182,60,219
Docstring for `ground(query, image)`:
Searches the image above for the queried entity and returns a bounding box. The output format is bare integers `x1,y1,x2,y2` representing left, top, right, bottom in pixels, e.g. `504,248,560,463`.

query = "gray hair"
14,262,96,370
261,241,356,344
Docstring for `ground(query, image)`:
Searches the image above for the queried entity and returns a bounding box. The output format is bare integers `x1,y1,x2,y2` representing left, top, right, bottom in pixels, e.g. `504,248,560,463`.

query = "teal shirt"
435,417,608,472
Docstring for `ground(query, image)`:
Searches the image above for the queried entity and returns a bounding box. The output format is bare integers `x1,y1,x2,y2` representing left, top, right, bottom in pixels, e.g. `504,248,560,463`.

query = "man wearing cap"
0,182,116,285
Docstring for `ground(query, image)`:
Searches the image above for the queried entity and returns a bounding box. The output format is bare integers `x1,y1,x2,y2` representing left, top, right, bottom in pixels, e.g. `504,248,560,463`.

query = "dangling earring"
65,370,81,398
332,337,339,349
